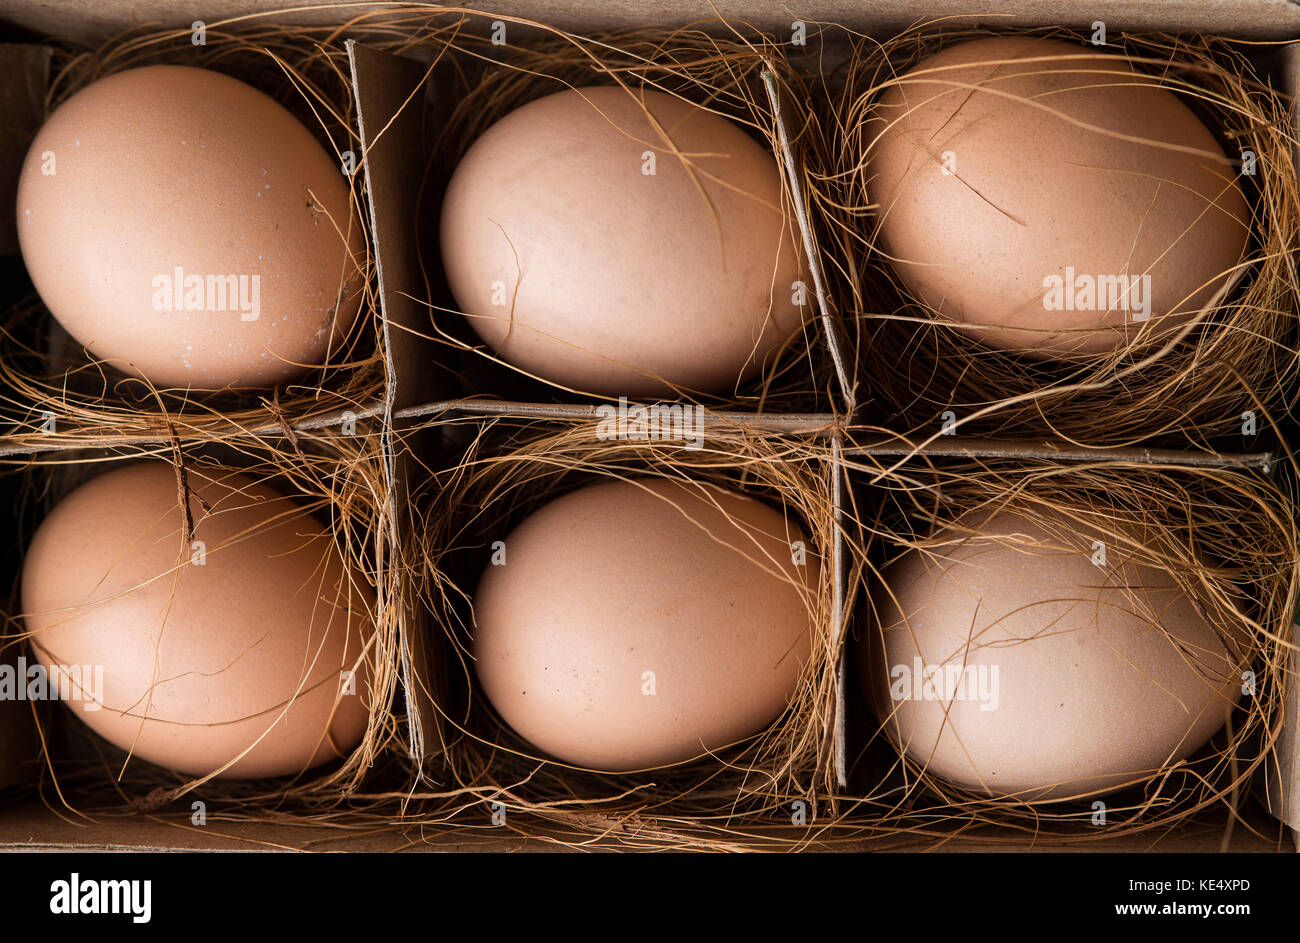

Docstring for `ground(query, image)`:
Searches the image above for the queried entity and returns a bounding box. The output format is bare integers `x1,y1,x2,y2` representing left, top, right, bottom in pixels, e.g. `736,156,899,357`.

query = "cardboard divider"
829,432,849,787
761,65,856,416
846,436,1274,469
348,40,448,764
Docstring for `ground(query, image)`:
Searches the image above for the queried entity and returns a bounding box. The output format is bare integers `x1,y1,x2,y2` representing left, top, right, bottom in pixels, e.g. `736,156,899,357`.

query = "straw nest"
0,20,384,449
837,445,1298,846
805,24,1299,450
0,421,408,823
395,412,845,850
384,13,848,414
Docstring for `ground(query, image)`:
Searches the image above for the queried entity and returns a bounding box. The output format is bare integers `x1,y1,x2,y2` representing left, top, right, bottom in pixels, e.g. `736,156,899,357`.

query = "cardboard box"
0,0,1296,852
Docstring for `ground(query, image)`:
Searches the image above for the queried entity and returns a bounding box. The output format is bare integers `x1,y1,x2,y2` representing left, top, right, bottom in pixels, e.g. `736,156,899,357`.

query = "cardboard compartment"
842,450,1295,847
0,427,397,801
384,22,853,415
397,412,840,836
807,29,1299,452
0,31,383,450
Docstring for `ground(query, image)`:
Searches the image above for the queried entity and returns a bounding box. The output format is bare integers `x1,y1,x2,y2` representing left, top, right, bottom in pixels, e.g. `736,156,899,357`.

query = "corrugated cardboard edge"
4,0,1300,46
757,65,855,790
347,40,442,766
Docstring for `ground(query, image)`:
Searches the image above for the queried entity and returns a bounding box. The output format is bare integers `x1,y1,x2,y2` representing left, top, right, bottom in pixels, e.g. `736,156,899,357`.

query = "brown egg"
472,478,816,770
17,65,363,389
440,86,807,396
867,36,1250,354
864,508,1241,799
21,462,372,779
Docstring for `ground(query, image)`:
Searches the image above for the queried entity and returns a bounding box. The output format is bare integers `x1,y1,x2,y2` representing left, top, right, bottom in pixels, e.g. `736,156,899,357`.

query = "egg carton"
0,0,1296,852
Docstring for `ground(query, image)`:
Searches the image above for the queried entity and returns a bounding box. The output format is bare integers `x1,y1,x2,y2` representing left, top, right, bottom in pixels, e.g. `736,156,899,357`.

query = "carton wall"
2,0,1300,44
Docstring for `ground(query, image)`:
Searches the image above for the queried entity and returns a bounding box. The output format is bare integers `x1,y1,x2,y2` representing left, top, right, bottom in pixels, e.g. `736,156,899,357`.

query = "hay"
2,9,1297,852
400,412,843,847
807,24,1300,450
837,445,1298,845
396,17,845,413
1,422,408,821
0,20,385,448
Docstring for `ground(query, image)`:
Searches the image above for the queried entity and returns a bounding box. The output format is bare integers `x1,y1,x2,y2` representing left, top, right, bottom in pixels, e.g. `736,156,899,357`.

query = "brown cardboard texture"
347,40,444,765
3,0,1300,44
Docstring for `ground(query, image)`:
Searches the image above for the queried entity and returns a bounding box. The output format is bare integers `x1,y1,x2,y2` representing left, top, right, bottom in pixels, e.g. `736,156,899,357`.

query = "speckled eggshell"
439,86,807,396
16,65,363,389
867,36,1250,354
472,478,816,771
21,462,372,779
864,508,1241,799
